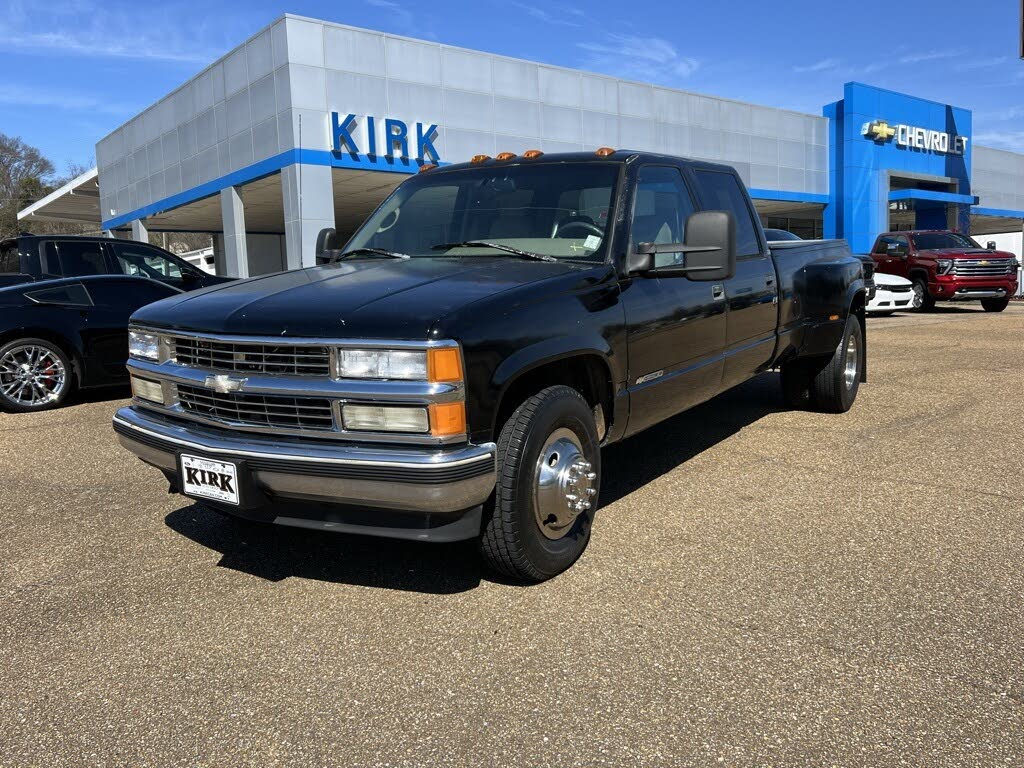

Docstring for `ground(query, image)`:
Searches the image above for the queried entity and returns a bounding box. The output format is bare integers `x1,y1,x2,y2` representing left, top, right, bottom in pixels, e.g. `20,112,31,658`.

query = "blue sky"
1,0,1022,177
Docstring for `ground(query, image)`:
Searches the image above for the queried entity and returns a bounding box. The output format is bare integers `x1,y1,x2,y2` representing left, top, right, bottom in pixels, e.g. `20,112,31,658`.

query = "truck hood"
919,248,1015,259
131,257,578,338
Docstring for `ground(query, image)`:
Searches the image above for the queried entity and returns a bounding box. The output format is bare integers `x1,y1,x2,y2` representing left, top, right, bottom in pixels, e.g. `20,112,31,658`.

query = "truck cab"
869,230,1019,312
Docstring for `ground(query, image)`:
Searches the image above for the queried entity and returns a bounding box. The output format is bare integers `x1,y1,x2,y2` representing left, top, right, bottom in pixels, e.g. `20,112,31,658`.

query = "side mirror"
626,211,736,281
315,227,340,265
987,241,997,250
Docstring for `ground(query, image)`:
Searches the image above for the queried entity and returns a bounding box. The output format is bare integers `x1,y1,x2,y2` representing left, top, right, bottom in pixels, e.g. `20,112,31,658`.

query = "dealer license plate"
180,454,240,505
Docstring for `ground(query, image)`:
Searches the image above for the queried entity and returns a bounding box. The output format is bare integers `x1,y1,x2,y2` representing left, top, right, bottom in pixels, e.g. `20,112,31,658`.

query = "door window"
631,166,697,268
693,170,761,258
0,242,19,273
86,278,182,308
46,240,109,277
109,243,184,283
877,235,908,255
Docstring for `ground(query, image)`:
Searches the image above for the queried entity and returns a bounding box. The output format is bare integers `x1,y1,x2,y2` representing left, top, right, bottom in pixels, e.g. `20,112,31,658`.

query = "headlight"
935,258,953,275
334,346,463,382
128,329,160,361
336,348,426,380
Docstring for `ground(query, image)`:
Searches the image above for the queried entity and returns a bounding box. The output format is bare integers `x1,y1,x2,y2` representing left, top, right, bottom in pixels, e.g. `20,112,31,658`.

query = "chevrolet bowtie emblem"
205,374,247,393
864,120,897,142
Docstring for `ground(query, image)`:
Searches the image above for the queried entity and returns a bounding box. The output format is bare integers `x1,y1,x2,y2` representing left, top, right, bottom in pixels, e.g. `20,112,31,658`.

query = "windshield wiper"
431,241,557,263
335,247,410,260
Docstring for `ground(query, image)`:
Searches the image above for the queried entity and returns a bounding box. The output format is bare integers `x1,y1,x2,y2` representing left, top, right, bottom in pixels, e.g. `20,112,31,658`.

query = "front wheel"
0,338,74,413
981,297,1010,313
480,385,600,582
912,278,935,312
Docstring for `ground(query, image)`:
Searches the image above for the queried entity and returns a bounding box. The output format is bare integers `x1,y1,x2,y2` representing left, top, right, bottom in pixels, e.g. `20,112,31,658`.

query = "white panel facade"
973,146,1024,213
96,14,834,227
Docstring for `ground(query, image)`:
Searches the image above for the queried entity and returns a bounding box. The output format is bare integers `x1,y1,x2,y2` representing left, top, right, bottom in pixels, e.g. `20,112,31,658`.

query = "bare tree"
0,134,56,239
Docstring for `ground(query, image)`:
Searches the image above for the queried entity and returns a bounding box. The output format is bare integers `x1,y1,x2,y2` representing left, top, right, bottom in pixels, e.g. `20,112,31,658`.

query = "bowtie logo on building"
864,120,897,142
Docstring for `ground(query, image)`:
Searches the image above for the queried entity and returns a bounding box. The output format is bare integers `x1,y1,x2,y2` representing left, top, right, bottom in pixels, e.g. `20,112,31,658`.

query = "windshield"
343,163,619,261
912,232,980,250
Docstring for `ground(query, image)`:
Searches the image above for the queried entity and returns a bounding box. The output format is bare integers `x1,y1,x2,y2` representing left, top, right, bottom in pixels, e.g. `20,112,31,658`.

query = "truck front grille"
176,384,335,431
172,336,331,377
950,259,1015,277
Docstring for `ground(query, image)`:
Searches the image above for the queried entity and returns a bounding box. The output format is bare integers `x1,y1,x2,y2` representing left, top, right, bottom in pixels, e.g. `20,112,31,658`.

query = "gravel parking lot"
2,304,1022,767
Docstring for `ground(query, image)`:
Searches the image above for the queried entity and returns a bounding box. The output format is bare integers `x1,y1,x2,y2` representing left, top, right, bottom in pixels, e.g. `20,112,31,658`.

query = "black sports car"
0,235,230,412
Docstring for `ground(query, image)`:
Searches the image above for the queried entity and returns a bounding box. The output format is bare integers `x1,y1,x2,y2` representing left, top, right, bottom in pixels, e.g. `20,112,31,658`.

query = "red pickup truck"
869,231,1019,312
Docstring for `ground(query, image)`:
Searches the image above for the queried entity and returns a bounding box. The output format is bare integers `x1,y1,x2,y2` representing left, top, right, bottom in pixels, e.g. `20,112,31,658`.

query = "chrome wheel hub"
843,333,859,390
912,283,924,308
534,428,597,540
0,345,67,407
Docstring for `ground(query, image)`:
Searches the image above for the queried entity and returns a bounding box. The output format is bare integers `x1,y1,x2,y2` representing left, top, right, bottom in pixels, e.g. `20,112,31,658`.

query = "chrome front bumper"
950,288,1007,300
113,406,497,514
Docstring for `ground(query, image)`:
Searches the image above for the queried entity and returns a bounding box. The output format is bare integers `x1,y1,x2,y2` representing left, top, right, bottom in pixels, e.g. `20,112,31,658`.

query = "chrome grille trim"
171,336,331,377
949,259,1015,277
176,384,336,431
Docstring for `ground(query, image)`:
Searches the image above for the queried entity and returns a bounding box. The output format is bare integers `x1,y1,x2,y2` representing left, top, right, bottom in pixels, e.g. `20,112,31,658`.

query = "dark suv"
0,235,230,412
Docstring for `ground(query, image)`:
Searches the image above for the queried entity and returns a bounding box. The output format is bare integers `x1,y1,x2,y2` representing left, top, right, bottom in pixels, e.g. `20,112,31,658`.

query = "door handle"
712,284,725,301
766,276,775,286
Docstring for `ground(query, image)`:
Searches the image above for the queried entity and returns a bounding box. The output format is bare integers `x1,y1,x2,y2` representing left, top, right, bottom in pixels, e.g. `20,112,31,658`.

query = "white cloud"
577,35,698,82
4,30,215,63
507,2,585,27
0,84,136,115
973,130,1024,152
898,49,963,64
365,0,435,38
0,0,243,65
793,58,839,73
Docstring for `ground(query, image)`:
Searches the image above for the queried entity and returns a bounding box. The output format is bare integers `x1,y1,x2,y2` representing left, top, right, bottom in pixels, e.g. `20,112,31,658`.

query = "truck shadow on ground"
164,372,786,593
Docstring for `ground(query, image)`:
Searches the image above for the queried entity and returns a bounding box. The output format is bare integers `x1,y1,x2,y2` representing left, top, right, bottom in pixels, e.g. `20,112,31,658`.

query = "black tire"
912,278,935,312
809,314,863,413
0,337,74,413
780,315,863,413
981,297,1009,313
480,385,600,582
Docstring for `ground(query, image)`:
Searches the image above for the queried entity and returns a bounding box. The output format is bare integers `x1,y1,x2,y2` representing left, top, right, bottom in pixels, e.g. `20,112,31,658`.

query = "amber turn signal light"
595,147,616,157
430,402,467,437
495,151,516,161
427,347,463,383
471,154,491,163
522,149,544,159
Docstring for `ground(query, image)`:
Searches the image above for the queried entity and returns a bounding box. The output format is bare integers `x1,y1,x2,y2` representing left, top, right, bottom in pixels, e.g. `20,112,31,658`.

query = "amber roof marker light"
522,149,544,159
471,154,491,164
595,147,617,157
418,163,437,173
495,152,517,161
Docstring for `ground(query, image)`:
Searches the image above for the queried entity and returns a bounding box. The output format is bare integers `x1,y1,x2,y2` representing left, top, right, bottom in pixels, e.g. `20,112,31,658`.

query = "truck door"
620,165,727,436
873,235,910,278
691,168,778,388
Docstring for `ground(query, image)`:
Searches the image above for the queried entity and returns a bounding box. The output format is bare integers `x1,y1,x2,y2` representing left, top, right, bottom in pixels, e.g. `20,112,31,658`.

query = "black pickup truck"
113,150,867,582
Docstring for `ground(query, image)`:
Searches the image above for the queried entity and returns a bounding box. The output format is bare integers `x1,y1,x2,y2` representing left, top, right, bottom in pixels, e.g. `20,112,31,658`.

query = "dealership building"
20,14,1024,276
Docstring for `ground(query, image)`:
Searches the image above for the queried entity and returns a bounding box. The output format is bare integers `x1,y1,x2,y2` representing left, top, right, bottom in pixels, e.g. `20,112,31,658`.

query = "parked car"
113,150,867,582
0,235,230,412
869,231,1019,312
763,228,803,241
866,273,915,315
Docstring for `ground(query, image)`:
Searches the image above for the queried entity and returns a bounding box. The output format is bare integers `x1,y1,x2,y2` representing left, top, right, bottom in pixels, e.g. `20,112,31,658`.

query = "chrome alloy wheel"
0,345,68,407
533,427,597,540
843,332,859,391
911,282,924,309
